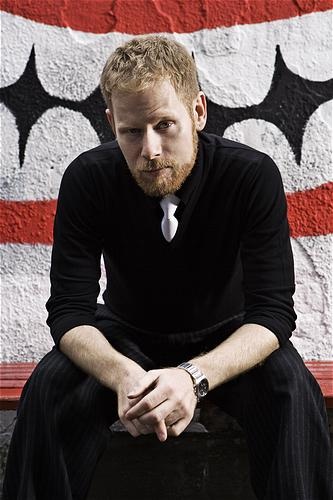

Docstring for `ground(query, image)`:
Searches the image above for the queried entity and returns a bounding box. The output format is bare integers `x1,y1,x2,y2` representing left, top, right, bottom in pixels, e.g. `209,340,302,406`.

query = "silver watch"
177,362,209,401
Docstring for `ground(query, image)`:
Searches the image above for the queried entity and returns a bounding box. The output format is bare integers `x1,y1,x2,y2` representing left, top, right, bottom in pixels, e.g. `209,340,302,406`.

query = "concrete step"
87,430,256,500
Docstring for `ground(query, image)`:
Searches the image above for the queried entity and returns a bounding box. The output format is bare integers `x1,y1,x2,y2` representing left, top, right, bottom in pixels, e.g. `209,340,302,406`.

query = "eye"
127,128,141,135
156,121,173,130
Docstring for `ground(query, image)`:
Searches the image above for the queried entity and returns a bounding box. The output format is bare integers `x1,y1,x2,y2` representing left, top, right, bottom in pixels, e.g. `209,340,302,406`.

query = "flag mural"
0,1,332,361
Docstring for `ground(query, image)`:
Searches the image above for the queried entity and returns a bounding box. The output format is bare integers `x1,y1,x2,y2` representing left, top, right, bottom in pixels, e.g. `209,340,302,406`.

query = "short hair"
100,35,200,110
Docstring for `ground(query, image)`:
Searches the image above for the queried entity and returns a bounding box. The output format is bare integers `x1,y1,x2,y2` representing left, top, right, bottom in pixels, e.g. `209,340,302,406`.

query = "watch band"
178,362,202,379
177,362,209,401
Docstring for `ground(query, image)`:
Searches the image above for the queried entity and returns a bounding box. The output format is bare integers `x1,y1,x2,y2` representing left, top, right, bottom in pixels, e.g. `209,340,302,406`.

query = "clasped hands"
117,367,197,442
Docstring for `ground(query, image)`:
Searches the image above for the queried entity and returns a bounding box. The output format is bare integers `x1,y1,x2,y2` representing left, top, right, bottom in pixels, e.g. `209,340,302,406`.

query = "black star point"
0,46,56,166
81,86,114,145
0,46,114,167
205,45,333,165
1,44,332,168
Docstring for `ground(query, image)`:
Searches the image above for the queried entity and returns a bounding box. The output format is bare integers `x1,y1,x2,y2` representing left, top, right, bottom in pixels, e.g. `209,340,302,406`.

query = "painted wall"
0,0,332,362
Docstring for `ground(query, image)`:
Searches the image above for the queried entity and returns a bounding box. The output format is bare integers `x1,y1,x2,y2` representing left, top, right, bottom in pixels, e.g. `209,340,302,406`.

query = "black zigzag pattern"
0,45,332,167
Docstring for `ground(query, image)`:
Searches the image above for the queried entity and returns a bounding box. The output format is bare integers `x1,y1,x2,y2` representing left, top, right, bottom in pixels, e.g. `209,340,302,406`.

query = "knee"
260,342,313,397
20,348,83,407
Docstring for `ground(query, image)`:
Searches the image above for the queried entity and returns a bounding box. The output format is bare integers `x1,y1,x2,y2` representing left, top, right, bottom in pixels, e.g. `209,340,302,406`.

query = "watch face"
198,379,209,397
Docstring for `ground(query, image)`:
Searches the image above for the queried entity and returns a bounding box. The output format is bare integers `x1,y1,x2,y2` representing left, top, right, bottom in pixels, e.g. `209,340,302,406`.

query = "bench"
0,360,333,410
0,361,332,410
0,361,332,499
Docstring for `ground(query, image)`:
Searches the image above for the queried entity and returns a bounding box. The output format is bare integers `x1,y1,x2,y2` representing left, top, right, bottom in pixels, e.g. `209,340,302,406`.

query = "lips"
144,168,165,172
143,168,168,176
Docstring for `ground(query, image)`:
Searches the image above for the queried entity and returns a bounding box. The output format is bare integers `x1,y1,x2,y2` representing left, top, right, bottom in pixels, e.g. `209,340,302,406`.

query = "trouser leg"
2,347,118,500
208,341,333,500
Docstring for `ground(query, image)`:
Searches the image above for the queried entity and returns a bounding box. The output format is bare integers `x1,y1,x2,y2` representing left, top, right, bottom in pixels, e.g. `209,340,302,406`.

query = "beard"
128,127,199,198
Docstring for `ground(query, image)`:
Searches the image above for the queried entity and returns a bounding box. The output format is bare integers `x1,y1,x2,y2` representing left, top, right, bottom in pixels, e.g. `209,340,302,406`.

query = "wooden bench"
0,361,332,500
0,361,332,410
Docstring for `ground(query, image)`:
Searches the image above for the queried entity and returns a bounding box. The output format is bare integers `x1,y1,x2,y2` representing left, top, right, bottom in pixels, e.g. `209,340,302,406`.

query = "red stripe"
287,182,333,238
0,183,332,244
0,199,57,244
1,0,331,34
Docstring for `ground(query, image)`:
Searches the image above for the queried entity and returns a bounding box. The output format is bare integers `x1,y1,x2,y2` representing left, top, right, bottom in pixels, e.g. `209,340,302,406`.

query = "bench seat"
0,360,332,410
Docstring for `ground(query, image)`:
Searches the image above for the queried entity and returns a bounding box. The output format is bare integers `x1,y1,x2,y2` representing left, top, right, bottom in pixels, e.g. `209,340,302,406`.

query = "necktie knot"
159,194,180,242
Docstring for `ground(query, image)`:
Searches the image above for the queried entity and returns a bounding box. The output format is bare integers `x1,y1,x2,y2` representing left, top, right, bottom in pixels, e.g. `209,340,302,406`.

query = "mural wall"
1,0,332,361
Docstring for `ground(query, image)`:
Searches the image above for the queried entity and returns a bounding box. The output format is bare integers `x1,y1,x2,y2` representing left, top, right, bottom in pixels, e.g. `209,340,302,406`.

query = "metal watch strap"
178,362,202,379
177,362,208,401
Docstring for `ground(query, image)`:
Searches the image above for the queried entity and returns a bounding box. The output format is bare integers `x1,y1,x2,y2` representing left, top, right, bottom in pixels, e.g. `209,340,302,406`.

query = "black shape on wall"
0,45,332,167
205,46,333,164
0,46,114,167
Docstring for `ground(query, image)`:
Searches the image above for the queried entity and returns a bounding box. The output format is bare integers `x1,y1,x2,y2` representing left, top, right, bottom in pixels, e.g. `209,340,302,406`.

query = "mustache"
139,158,175,171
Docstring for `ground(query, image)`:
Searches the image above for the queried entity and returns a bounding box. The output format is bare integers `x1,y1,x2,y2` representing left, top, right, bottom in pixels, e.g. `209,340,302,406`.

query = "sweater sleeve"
240,154,297,346
46,156,104,346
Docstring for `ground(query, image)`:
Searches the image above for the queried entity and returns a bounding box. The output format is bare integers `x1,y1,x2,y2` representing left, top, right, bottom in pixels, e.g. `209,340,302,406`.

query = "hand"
115,363,167,441
125,368,197,441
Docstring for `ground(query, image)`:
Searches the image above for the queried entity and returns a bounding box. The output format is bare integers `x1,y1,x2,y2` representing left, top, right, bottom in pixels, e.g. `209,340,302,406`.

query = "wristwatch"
177,362,209,401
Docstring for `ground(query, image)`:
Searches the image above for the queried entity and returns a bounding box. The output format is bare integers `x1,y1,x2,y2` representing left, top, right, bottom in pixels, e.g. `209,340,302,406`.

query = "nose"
141,129,161,160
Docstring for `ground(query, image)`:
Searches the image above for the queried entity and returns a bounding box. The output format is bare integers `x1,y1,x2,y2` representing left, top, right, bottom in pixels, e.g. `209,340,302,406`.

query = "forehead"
111,80,188,124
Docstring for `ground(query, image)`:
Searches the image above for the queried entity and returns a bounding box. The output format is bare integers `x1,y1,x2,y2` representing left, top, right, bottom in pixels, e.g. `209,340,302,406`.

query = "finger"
167,419,188,438
126,395,143,409
122,394,141,412
132,418,154,436
120,417,141,438
154,419,168,442
125,386,168,420
121,415,153,437
165,410,181,428
127,371,158,399
133,399,171,425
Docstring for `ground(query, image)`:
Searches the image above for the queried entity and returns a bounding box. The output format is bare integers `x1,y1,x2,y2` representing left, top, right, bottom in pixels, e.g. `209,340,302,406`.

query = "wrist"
101,355,140,392
177,361,209,401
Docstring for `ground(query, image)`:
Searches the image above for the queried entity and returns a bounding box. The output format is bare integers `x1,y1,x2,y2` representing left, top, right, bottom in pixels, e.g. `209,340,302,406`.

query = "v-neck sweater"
46,132,296,346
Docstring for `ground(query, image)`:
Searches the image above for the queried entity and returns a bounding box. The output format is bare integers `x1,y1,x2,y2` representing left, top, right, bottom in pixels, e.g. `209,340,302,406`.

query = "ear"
105,108,116,136
193,92,207,131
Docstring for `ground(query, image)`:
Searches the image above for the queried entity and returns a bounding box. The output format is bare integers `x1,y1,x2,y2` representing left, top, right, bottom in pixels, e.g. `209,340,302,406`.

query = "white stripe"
1,244,53,361
1,244,106,362
178,10,332,105
0,237,331,361
1,10,331,103
0,105,100,200
291,234,332,360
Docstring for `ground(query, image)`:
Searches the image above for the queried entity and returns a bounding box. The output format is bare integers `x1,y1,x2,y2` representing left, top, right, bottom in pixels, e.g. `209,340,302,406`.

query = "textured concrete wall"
0,1,332,361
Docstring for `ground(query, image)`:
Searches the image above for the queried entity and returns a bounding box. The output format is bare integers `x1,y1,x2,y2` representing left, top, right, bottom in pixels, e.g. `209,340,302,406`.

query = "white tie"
159,194,180,242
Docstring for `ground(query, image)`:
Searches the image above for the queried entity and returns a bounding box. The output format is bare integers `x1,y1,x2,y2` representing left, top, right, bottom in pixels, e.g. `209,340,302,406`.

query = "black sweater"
46,132,296,346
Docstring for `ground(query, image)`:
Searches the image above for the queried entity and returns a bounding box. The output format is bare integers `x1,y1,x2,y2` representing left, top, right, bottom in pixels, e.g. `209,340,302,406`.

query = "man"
3,35,332,500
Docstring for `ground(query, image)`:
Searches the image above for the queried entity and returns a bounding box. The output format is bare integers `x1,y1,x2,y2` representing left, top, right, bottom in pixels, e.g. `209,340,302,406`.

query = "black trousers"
3,306,333,500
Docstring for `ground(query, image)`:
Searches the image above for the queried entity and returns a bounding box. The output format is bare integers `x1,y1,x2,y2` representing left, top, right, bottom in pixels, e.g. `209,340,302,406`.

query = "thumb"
127,371,158,399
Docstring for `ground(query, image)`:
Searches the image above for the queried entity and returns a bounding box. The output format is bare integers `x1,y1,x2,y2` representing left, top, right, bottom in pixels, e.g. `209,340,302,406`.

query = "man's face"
107,80,203,197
